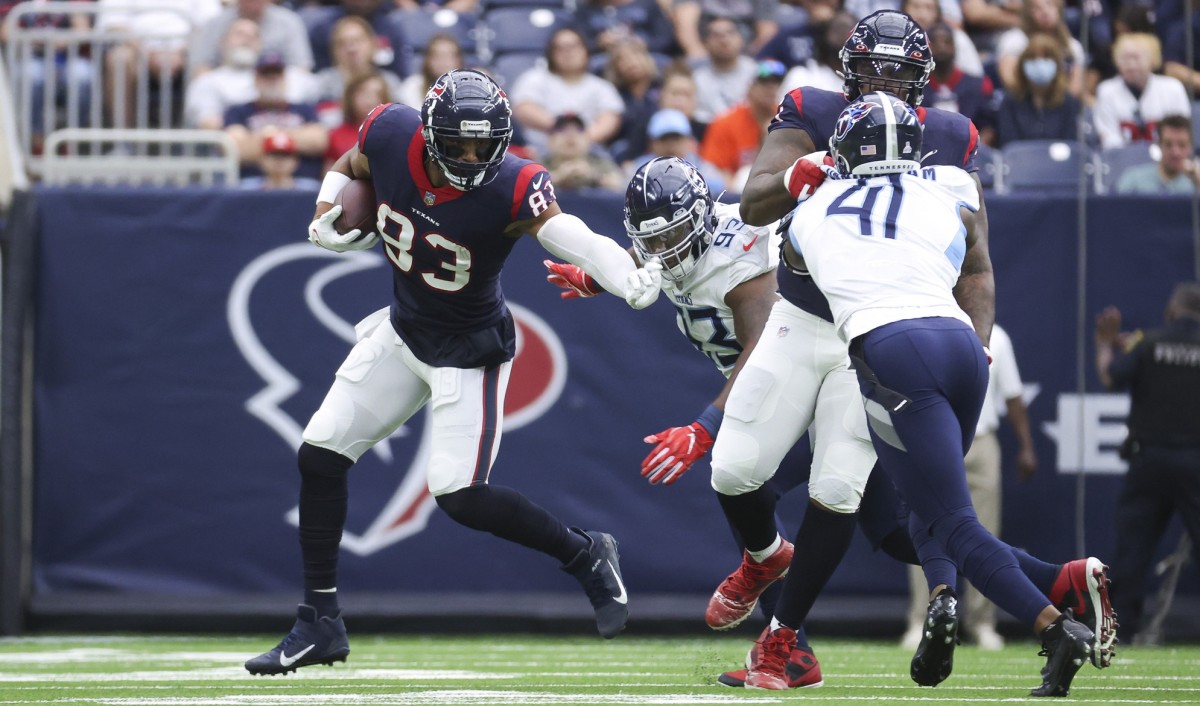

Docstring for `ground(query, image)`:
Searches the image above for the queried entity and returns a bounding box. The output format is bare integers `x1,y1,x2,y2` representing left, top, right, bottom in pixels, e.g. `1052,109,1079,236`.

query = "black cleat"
911,588,960,687
561,529,629,639
244,604,350,675
1032,610,1094,697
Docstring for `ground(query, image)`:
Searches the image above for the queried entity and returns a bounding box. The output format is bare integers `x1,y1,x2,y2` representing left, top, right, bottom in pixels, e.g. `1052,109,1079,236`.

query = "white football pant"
302,308,510,496
710,299,876,513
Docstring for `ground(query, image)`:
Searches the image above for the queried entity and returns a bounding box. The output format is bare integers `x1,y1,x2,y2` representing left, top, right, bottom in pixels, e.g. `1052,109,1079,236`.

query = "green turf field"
0,634,1197,704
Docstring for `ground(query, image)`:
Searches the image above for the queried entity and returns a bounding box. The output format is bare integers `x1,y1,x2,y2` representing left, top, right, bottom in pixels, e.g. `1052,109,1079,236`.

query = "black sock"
879,526,920,565
716,485,779,552
297,443,353,618
436,485,586,564
774,502,858,629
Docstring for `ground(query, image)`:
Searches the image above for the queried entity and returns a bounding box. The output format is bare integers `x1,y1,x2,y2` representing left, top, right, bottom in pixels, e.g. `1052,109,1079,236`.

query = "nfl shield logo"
424,191,436,206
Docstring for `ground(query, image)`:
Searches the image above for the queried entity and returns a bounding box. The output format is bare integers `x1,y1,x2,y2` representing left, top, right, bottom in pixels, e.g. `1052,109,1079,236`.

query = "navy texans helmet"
624,157,717,281
840,10,934,106
829,92,924,177
421,69,513,190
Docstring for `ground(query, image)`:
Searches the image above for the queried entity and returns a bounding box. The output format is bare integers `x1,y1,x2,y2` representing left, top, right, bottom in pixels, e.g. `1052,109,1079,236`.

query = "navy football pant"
853,318,1050,628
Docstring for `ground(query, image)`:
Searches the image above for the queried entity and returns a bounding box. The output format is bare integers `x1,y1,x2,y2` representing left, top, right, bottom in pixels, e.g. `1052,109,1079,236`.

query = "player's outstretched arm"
525,202,661,309
544,246,639,300
641,272,778,486
739,126,818,226
953,174,995,347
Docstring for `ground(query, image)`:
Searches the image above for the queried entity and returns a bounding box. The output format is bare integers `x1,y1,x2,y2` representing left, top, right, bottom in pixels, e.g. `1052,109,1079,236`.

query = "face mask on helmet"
422,69,513,191
624,157,716,281
841,10,934,106
829,92,924,177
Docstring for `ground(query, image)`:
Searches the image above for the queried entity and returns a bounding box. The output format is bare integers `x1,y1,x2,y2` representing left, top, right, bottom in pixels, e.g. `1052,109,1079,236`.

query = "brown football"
333,178,377,238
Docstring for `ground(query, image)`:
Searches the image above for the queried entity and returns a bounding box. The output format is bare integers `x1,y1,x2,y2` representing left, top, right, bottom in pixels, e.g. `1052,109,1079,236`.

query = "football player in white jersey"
769,92,1098,697
547,156,931,689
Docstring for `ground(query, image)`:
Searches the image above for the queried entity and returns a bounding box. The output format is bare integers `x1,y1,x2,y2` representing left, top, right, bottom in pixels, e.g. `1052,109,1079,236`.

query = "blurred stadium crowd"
1,0,1198,193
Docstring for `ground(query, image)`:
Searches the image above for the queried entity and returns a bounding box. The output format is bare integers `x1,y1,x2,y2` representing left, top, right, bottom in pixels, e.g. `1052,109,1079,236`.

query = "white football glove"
624,259,663,310
308,206,380,252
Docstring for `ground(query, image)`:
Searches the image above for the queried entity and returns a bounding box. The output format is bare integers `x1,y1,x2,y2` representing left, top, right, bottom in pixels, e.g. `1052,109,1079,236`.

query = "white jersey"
661,202,779,377
788,165,980,343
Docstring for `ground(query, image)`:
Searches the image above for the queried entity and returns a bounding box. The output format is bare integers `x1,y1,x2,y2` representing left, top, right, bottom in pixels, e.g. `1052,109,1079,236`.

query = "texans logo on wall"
228,243,567,556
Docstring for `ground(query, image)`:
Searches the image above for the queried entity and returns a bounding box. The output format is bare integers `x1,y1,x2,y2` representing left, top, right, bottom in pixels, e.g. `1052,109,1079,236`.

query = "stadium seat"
1095,143,1158,194
298,5,339,36
390,8,478,54
489,51,543,90
997,139,1093,195
482,7,570,58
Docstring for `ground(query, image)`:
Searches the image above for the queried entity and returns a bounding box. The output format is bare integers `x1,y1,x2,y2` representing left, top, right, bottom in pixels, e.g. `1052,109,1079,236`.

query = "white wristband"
316,171,353,205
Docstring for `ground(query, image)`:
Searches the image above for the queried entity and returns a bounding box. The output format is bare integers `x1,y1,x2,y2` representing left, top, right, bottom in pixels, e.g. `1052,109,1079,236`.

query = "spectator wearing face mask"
995,33,1081,147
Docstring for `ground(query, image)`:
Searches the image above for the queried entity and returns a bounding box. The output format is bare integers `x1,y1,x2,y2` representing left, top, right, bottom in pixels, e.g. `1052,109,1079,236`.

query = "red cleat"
1048,557,1118,668
745,626,798,690
717,630,824,689
705,540,794,630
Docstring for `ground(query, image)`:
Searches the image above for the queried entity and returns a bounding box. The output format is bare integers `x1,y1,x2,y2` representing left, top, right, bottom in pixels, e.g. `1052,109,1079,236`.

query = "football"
333,178,378,238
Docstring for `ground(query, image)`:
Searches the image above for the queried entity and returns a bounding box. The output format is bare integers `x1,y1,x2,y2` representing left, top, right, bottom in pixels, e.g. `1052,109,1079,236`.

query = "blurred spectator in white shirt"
189,0,313,76
185,20,317,130
1093,33,1192,149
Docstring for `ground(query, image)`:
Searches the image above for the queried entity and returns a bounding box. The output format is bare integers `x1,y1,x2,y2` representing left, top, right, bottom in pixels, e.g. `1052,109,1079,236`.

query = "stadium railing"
40,128,238,186
0,47,30,208
3,2,197,179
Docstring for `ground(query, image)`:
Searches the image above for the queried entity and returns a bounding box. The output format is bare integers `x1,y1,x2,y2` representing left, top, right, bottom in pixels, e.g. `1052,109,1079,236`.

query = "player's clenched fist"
308,206,379,252
624,260,662,309
641,422,714,485
783,151,833,201
544,260,602,299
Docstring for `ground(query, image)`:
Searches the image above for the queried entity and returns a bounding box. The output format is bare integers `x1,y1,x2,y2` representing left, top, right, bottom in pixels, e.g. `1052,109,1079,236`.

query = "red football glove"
544,260,602,299
783,155,830,201
641,422,714,486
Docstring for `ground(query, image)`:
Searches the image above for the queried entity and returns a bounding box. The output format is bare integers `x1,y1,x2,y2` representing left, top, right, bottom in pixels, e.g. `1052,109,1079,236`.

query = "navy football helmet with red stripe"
840,10,934,106
421,69,513,191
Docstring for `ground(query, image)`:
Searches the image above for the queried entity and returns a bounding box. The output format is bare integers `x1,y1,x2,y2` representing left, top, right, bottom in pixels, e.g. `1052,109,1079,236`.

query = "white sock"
769,616,788,632
748,534,783,563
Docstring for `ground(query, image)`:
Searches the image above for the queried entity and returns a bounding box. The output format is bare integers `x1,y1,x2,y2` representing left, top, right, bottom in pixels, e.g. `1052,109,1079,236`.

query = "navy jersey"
769,86,982,322
358,102,557,368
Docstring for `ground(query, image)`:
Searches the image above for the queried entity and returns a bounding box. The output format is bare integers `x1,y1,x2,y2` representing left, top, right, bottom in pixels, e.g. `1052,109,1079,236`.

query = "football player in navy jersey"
244,69,664,675
700,9,1116,690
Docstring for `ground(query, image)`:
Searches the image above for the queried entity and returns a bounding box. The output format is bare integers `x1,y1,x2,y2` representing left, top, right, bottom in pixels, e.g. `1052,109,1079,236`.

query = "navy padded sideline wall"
27,187,1198,603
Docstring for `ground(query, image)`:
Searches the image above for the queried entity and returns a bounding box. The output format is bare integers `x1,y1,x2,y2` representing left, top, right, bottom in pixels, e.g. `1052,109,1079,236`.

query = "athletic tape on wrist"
317,172,353,205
